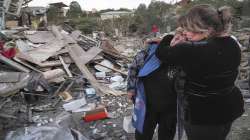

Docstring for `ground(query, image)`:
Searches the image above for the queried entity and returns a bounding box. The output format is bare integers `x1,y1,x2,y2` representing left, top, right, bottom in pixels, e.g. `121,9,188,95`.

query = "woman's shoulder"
208,36,241,47
208,36,237,43
134,49,147,62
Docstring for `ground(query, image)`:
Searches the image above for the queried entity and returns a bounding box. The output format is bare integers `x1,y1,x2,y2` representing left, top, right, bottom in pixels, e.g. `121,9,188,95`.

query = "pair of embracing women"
127,4,244,140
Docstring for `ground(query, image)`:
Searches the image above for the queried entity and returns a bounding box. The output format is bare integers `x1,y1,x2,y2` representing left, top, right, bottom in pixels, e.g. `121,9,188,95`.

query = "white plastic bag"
123,116,135,133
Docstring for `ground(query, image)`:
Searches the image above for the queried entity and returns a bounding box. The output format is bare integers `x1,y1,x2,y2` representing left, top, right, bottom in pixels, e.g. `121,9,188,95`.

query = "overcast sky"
29,0,177,11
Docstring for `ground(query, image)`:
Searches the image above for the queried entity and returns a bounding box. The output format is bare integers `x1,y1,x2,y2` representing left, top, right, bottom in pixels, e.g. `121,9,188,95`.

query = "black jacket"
156,35,244,125
142,64,177,113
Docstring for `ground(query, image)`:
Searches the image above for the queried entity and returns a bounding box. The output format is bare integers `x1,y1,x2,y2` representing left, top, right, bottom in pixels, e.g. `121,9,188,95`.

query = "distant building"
177,0,191,7
92,8,98,13
49,2,68,8
100,11,133,20
25,7,47,16
49,2,68,17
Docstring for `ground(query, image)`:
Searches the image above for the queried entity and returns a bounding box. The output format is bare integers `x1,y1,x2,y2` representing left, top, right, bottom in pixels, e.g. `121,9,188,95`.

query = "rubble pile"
113,37,143,58
0,25,138,139
1,24,249,139
233,29,250,97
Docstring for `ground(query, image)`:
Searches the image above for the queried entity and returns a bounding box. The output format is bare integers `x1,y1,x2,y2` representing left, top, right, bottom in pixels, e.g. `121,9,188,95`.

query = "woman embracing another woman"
156,4,245,140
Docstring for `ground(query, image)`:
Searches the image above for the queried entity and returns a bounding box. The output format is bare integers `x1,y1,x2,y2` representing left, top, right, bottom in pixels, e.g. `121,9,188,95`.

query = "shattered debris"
0,21,137,139
5,125,89,140
1,23,250,140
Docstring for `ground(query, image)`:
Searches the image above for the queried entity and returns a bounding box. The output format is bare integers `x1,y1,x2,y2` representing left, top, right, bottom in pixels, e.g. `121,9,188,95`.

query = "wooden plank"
54,48,68,55
61,33,77,44
59,56,73,77
0,54,30,73
42,69,65,80
38,61,62,67
70,30,98,44
13,57,42,73
68,45,103,94
67,44,102,65
95,63,128,76
0,113,18,119
82,47,102,65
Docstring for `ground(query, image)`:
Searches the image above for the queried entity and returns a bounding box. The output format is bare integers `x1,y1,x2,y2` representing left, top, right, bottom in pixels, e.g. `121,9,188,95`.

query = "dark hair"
158,35,174,48
178,4,232,36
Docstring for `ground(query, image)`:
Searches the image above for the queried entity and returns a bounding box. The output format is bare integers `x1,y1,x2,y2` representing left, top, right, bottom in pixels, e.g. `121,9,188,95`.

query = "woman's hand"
170,33,187,47
127,91,135,101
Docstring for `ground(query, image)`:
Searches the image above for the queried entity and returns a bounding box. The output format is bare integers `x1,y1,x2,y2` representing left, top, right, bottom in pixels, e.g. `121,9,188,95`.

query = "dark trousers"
135,108,176,140
184,122,232,140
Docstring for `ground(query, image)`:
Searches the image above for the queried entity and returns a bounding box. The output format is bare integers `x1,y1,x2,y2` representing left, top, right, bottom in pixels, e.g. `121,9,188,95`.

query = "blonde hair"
175,27,184,35
178,4,232,36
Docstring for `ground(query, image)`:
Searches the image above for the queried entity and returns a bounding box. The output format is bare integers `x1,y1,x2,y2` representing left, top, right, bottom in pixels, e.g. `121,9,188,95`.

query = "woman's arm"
156,35,207,65
156,35,190,65
127,51,146,99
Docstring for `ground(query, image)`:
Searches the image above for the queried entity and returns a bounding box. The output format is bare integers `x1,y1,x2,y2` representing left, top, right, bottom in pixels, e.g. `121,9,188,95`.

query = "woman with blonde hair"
156,4,244,140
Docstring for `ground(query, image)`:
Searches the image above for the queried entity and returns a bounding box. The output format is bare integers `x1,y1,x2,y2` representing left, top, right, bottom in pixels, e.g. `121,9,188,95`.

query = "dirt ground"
1,93,250,140
229,101,250,140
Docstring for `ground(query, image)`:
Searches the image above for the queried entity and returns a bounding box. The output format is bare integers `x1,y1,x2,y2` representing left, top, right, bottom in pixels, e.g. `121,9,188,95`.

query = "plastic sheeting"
5,126,89,140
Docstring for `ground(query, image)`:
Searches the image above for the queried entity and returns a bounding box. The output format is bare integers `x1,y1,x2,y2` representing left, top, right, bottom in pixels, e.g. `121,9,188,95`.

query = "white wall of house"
100,11,133,20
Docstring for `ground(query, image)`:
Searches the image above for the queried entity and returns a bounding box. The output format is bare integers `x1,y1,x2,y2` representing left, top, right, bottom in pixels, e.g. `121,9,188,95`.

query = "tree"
67,1,83,19
241,0,250,16
177,0,243,18
133,2,174,34
133,4,148,34
147,1,173,32
74,17,99,34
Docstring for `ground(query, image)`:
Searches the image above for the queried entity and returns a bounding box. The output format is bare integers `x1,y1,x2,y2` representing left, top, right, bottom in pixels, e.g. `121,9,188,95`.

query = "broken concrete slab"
25,31,56,44
16,39,65,64
0,72,22,83
0,73,30,97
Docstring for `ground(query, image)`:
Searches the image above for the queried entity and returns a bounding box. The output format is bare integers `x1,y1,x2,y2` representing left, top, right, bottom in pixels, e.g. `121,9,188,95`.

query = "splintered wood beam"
68,44,124,96
0,54,30,73
59,56,73,77
94,62,128,76
68,44,103,94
